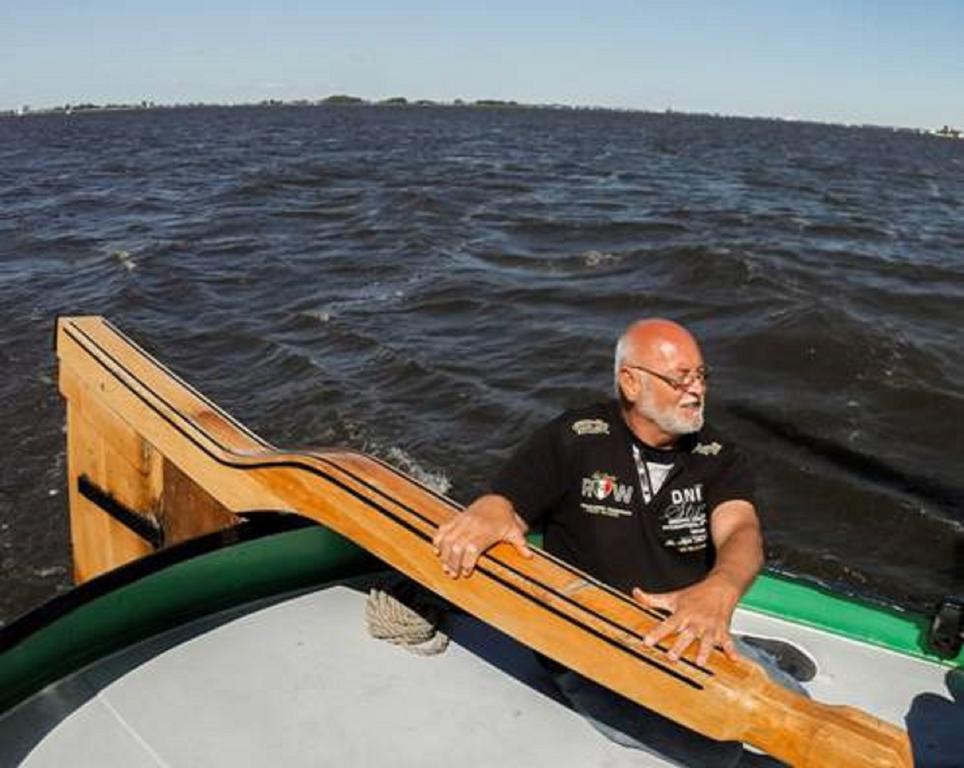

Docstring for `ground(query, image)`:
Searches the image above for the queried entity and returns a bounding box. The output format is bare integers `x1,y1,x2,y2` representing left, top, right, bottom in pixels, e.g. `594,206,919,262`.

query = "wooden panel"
65,401,153,582
54,316,912,768
160,459,236,546
61,350,238,577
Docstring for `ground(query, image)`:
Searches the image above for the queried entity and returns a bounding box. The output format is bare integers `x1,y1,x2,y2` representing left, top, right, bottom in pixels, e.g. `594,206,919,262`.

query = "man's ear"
617,368,637,403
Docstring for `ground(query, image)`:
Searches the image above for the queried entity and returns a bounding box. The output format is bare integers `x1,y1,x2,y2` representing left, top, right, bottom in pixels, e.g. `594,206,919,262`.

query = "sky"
2,1,962,129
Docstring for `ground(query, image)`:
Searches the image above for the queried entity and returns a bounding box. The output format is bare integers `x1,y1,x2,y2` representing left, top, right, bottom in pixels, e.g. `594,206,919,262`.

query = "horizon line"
3,94,954,135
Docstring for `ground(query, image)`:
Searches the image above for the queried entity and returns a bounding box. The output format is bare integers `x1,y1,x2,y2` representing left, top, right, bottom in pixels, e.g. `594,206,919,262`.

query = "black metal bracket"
927,597,964,659
78,474,165,549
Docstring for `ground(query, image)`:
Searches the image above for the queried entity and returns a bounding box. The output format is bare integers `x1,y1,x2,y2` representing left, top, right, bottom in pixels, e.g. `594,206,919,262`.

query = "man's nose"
683,376,706,395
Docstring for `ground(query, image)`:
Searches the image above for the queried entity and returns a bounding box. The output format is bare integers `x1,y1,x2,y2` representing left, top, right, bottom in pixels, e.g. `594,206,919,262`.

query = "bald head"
613,318,707,442
613,318,702,394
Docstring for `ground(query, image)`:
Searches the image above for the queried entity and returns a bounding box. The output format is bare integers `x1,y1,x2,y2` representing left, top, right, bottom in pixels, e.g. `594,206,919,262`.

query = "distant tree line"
321,94,523,108
2,94,572,117
5,97,945,134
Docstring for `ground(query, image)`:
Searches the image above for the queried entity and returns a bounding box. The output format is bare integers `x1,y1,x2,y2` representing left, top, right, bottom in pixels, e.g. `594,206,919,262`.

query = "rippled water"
1,105,962,624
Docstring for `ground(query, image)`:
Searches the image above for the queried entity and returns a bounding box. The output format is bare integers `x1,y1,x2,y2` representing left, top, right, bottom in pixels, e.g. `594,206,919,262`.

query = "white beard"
638,386,704,435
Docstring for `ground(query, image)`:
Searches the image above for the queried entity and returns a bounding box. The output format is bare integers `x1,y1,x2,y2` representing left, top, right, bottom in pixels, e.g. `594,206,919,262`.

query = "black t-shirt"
490,400,756,595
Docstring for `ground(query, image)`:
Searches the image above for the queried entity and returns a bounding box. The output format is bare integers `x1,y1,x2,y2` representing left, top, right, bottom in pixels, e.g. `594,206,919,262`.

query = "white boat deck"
2,580,961,767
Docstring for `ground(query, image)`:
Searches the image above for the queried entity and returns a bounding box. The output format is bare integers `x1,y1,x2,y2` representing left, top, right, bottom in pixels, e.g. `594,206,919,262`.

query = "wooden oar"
56,316,913,767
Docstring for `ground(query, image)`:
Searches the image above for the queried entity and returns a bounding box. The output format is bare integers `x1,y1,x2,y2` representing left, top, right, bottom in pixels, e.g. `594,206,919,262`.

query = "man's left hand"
633,575,742,667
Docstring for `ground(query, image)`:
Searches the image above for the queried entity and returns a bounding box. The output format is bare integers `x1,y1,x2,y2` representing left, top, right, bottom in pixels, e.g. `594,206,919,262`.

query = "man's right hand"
432,494,532,578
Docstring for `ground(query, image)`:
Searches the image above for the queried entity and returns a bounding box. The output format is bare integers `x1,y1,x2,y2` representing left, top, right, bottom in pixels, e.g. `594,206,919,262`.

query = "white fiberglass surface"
1,585,675,768
2,583,960,767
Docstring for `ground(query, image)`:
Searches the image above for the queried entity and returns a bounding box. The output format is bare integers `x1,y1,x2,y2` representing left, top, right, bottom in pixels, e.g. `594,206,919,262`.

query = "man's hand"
633,573,742,667
432,494,532,578
634,500,764,666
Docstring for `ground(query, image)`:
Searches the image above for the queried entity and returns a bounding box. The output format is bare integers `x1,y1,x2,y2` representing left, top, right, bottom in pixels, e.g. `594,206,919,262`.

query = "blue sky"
3,1,962,128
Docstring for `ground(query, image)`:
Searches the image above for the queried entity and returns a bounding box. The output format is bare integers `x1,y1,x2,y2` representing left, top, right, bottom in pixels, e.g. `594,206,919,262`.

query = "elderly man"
433,318,797,766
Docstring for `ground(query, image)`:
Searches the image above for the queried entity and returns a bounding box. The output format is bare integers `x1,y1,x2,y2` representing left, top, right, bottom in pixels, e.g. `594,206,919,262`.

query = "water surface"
1,105,962,624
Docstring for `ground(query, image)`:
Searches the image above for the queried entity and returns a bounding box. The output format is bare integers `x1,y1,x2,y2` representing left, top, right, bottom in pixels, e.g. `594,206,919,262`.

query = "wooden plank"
59,333,240,576
55,316,913,767
160,459,236,546
64,400,153,581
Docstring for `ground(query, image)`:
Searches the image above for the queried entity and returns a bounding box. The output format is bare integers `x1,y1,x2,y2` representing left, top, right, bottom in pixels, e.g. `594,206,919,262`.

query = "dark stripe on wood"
78,474,164,549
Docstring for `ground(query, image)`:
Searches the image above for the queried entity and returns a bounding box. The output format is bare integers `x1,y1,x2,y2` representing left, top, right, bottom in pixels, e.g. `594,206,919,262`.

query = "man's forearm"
708,522,764,600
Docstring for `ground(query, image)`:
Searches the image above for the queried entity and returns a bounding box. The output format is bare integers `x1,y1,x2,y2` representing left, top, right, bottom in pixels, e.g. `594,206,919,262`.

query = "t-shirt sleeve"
706,446,756,513
489,419,568,526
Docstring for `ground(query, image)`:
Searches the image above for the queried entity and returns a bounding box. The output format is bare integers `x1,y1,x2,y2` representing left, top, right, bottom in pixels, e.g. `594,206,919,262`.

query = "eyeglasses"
624,364,711,391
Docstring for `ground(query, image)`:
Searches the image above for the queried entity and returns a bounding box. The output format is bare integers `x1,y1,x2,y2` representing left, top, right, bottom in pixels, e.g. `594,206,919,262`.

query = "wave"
383,446,452,496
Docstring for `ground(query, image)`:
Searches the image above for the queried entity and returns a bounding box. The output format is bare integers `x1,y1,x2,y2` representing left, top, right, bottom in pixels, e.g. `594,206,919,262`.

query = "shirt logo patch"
582,471,634,504
692,441,722,456
571,418,610,436
660,484,708,553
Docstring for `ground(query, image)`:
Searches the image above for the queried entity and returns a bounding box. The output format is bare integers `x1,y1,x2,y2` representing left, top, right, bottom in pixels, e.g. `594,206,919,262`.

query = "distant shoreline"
5,95,557,119
1,95,958,136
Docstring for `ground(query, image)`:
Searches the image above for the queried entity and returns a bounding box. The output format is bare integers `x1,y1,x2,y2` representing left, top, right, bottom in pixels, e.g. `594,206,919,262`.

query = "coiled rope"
365,577,450,656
